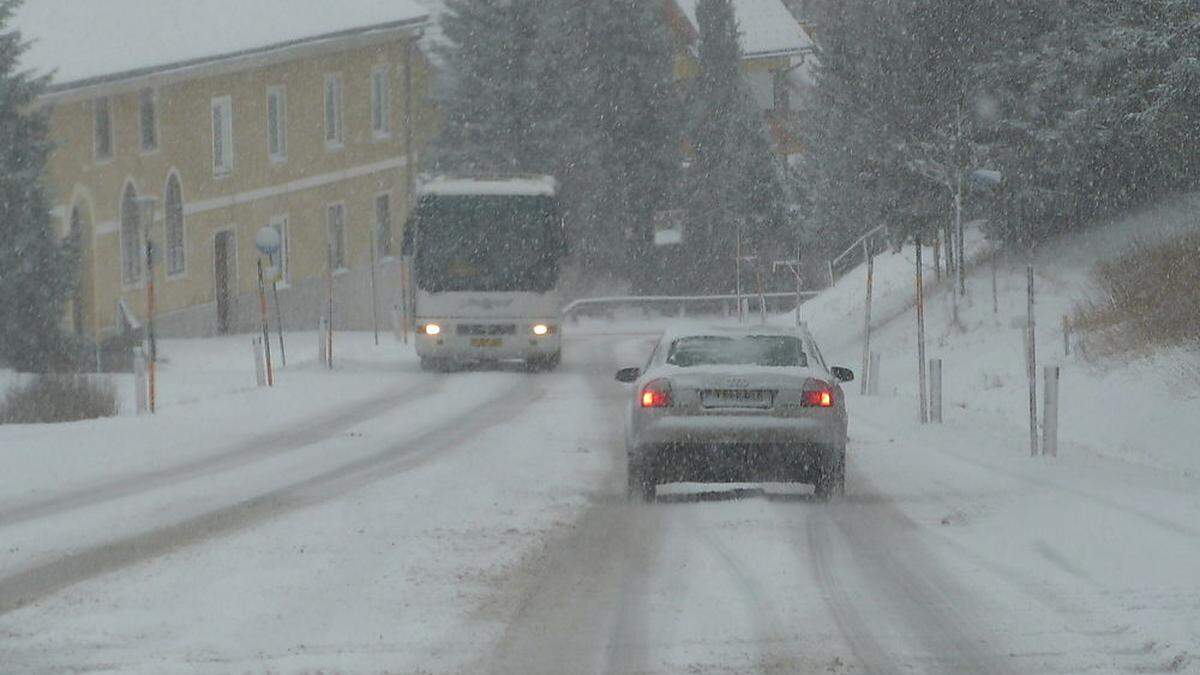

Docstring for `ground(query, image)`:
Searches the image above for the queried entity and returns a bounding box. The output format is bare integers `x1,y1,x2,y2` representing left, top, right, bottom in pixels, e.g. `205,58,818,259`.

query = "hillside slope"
805,193,1200,476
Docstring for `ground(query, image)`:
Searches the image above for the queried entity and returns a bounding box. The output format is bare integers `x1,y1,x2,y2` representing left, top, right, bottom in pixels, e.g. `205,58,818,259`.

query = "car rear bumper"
633,440,839,484
634,414,842,448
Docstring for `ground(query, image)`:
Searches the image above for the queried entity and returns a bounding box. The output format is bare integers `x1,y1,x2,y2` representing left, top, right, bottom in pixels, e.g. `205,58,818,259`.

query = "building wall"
45,33,435,339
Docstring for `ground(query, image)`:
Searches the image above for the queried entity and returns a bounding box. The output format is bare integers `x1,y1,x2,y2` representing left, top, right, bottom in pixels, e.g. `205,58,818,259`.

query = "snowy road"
1,331,1198,673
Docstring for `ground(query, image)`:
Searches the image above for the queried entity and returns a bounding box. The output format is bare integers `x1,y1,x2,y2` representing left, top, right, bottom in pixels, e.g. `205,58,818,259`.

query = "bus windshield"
408,195,565,293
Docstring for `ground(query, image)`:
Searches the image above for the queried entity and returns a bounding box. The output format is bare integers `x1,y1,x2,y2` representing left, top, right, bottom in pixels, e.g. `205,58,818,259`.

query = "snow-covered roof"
13,0,429,92
417,176,558,197
673,0,813,58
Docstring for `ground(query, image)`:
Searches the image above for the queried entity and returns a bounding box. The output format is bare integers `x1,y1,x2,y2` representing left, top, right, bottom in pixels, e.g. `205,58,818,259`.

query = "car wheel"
526,352,561,373
814,448,845,502
627,461,656,503
420,357,449,373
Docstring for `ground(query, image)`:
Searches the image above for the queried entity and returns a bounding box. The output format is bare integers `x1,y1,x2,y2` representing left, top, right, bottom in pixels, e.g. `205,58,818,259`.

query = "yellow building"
665,0,816,158
16,1,436,338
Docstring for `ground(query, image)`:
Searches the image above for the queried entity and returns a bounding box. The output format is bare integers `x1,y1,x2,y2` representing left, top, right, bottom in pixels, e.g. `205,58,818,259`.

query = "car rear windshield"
666,335,807,368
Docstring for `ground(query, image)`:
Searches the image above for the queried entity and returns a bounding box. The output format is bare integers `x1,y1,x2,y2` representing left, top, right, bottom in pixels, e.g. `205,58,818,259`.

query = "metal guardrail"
828,224,890,284
563,292,821,320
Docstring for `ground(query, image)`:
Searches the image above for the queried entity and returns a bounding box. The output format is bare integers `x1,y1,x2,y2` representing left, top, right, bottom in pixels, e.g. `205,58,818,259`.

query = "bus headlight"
422,323,442,336
532,323,552,337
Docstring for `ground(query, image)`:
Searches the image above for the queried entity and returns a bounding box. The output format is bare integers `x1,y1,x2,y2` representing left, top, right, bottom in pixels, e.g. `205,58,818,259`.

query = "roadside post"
756,269,767,325
252,338,266,387
271,274,286,367
133,347,148,415
370,224,380,346
868,352,881,396
326,243,335,369
1026,265,1039,457
916,236,928,424
861,249,875,395
136,197,158,414
992,256,999,316
772,244,804,327
318,316,328,366
1062,316,1072,356
1043,365,1060,457
930,358,943,424
254,227,283,385
255,260,274,387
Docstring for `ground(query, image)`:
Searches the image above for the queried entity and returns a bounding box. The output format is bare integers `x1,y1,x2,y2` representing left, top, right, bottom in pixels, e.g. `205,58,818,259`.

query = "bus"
401,175,568,372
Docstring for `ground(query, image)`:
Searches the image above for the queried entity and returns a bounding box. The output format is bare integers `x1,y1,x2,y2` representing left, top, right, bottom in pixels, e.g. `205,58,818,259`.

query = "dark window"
139,89,158,152
94,97,113,160
165,175,185,275
120,184,141,284
411,195,566,293
666,335,808,368
376,194,392,257
327,204,346,269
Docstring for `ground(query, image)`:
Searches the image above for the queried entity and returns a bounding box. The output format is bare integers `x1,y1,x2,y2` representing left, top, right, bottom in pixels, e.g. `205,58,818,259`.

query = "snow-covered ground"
2,195,1199,673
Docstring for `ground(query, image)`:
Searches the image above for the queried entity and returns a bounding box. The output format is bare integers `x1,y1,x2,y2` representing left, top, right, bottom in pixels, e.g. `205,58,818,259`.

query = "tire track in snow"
0,378,539,617
687,509,795,673
801,471,1015,675
0,378,446,529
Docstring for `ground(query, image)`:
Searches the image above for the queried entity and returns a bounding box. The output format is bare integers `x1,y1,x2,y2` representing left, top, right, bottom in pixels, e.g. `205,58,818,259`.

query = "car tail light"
640,379,672,408
802,380,834,408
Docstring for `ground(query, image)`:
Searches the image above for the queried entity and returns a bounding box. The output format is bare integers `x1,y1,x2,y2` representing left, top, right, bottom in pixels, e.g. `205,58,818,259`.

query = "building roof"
13,0,429,92
672,0,813,58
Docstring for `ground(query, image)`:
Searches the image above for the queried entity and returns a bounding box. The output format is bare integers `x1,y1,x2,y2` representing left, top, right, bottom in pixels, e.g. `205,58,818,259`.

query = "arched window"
120,183,141,285
164,174,185,275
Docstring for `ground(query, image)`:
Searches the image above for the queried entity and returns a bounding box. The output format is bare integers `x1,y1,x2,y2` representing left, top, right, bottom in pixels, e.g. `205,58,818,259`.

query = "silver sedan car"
616,324,853,502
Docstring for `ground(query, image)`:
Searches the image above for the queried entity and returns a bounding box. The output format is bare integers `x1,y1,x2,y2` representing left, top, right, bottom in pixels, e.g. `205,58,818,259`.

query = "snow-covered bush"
0,374,117,424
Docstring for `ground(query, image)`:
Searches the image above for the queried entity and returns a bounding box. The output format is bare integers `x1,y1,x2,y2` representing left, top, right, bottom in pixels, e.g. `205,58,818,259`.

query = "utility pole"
772,243,803,327
916,236,928,424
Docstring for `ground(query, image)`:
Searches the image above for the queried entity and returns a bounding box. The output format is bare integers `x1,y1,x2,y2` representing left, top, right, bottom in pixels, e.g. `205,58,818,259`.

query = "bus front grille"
456,324,517,336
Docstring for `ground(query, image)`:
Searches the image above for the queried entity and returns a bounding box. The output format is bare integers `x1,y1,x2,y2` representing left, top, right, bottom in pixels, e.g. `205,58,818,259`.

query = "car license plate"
471,338,502,348
701,389,772,409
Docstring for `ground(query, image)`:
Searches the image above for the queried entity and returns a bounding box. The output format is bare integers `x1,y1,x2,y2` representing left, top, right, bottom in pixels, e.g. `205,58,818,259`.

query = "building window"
327,203,346,270
269,215,290,284
324,73,343,148
267,85,287,162
139,89,159,152
94,97,113,161
120,184,141,285
375,193,392,258
371,66,390,138
164,174,185,276
211,96,234,175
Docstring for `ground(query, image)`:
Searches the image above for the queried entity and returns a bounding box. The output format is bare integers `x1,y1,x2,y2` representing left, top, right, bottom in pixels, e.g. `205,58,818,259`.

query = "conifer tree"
685,0,786,292
429,0,548,172
0,0,75,372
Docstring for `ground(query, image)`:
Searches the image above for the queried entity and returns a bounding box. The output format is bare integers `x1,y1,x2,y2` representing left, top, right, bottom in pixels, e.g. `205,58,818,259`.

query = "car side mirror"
615,367,641,383
831,366,855,383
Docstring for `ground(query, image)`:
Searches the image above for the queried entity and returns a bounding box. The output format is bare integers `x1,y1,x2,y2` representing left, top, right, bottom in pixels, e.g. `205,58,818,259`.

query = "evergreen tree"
0,0,75,372
562,1,682,290
429,1,684,289
799,0,1054,252
429,0,549,172
685,0,786,292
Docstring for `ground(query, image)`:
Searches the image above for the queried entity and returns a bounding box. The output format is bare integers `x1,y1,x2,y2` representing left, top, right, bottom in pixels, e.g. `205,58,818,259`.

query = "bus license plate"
471,338,502,348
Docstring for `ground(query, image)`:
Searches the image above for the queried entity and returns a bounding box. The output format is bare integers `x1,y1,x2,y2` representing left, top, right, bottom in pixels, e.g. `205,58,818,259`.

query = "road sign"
255,226,282,256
